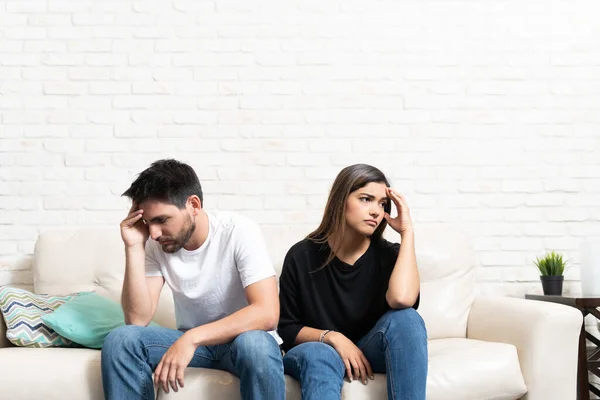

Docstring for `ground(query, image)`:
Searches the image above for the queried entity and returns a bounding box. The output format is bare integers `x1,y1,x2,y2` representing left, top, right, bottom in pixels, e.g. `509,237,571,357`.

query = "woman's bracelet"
319,329,333,343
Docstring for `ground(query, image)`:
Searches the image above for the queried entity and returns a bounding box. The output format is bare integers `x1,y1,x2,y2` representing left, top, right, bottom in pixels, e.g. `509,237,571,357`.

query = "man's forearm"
185,303,278,347
386,230,420,308
122,245,153,325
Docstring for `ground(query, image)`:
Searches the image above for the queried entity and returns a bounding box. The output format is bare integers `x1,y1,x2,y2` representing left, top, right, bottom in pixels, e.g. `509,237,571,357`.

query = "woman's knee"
284,342,344,374
382,308,427,342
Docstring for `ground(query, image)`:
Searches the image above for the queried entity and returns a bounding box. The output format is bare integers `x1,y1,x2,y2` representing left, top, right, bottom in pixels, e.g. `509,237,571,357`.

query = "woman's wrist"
400,226,414,238
323,330,339,346
319,329,331,343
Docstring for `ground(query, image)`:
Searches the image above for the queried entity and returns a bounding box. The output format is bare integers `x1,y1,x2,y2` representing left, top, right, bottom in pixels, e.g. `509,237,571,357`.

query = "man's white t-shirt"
144,211,281,344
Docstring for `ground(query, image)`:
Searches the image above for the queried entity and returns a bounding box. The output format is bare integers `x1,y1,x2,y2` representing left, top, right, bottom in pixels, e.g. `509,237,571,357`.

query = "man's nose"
149,225,161,240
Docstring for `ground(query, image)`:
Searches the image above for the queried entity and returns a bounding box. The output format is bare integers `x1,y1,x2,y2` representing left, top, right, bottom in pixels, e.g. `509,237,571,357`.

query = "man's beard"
160,215,196,253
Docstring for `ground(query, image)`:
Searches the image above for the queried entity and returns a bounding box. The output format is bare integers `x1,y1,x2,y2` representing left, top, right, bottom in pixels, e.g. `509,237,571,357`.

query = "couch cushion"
0,286,78,347
0,338,526,400
165,338,525,400
0,284,33,348
0,347,105,400
157,368,302,400
427,338,526,400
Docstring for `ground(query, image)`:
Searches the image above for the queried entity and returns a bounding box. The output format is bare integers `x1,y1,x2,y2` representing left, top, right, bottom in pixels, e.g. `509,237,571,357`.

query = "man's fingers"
177,368,185,389
122,212,143,227
168,365,179,392
154,362,163,388
159,363,171,393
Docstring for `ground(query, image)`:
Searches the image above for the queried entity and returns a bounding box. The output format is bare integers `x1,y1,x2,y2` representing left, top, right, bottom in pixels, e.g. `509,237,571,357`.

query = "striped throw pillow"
0,286,80,347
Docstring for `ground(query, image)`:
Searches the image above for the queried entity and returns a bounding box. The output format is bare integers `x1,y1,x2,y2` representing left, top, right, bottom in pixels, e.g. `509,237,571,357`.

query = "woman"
277,164,427,400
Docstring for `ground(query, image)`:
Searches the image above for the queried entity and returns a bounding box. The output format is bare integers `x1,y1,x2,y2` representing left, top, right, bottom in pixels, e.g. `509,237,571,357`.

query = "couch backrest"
33,228,177,329
33,224,475,339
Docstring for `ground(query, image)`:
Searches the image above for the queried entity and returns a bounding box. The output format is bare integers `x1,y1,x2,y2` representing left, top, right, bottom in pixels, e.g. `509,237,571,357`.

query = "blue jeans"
283,308,428,400
101,326,285,400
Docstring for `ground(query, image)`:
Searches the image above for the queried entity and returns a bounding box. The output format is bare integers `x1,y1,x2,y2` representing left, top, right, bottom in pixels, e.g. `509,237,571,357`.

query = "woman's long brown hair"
307,164,391,271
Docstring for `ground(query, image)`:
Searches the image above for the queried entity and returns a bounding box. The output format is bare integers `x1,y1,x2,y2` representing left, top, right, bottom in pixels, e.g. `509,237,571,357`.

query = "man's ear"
187,195,202,215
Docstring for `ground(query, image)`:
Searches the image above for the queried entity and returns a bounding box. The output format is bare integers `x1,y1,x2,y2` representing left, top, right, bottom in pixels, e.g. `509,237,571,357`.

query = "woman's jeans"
283,308,428,400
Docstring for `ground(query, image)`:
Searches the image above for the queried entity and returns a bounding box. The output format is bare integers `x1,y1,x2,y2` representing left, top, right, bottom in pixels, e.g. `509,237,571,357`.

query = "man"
101,159,285,400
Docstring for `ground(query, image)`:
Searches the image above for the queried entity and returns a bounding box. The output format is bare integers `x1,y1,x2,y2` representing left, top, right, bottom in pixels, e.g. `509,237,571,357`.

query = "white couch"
0,225,583,400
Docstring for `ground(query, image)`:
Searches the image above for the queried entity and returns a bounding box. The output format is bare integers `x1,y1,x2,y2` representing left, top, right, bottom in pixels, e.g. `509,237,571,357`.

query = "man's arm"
119,205,165,326
183,276,279,347
121,244,165,326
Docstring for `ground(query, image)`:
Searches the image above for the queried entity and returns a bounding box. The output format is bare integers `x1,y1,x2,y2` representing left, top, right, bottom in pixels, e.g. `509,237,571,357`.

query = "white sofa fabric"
0,226,582,400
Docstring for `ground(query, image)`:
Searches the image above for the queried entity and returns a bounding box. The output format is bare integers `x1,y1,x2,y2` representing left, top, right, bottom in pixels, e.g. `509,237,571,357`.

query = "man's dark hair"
122,159,203,209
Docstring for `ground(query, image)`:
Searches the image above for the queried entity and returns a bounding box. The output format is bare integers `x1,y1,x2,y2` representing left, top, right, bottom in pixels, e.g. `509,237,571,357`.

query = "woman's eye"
360,197,370,202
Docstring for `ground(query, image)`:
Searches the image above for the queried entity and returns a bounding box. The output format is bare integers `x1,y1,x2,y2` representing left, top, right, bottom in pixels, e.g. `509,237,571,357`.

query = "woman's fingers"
356,358,368,384
350,358,361,381
360,353,374,380
387,188,409,211
343,359,353,382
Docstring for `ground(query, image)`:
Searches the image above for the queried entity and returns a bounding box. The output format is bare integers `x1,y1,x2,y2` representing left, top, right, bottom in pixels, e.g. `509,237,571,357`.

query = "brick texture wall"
1,0,599,298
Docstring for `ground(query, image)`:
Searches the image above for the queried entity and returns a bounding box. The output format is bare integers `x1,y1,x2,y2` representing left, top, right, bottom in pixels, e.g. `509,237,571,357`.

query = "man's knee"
102,325,146,357
232,330,281,365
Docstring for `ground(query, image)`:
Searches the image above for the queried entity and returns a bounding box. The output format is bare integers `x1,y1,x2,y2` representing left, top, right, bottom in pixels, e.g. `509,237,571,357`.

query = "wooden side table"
525,294,600,400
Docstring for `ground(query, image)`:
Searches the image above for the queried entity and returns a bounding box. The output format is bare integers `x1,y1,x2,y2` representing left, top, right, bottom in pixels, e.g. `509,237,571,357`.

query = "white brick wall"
1,0,600,299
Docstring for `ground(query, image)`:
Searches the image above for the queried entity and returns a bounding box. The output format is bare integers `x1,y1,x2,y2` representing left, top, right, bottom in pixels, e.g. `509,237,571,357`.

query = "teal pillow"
42,292,159,349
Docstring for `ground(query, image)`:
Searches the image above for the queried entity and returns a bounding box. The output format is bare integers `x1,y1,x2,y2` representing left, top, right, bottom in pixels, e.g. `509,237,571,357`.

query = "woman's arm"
385,229,420,309
294,326,327,343
383,188,420,309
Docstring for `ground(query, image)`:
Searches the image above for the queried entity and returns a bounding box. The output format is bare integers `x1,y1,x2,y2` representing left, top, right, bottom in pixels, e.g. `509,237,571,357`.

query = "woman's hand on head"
384,188,414,236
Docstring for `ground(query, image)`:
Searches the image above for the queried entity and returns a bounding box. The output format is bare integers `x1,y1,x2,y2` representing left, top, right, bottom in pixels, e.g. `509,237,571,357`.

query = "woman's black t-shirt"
277,237,420,352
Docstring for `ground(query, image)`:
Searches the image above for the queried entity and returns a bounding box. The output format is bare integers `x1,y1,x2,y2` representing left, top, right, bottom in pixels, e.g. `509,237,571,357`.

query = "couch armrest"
467,296,582,400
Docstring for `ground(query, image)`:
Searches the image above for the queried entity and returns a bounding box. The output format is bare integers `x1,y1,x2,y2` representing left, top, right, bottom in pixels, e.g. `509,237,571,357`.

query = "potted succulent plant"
534,251,568,296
